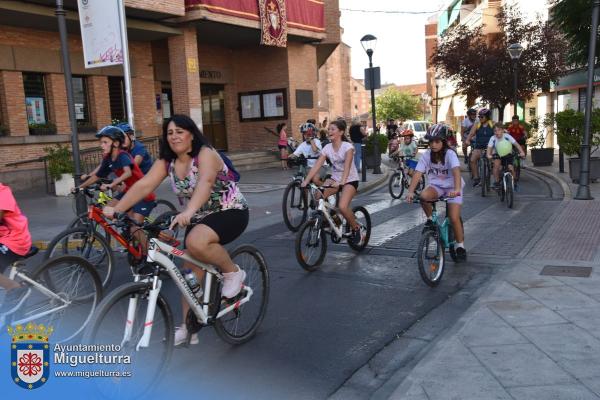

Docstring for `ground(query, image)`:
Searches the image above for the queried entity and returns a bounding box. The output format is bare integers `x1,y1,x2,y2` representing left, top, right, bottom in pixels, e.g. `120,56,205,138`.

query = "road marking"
369,208,427,246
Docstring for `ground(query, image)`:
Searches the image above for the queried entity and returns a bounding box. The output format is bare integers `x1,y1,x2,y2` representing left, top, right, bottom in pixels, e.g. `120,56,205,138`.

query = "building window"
108,76,127,122
238,88,288,121
23,72,49,127
73,76,94,131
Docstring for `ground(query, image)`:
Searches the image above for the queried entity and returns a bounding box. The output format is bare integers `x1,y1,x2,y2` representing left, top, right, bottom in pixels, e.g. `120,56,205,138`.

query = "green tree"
375,88,419,122
551,0,598,67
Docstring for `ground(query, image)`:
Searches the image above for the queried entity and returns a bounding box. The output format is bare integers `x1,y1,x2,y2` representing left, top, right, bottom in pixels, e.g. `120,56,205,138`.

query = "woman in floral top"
104,114,249,346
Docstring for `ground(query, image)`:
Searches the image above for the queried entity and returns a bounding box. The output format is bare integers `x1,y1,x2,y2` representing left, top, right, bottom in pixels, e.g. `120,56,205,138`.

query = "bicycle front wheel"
282,180,308,232
417,229,445,287
295,218,327,271
505,174,514,209
83,281,174,399
388,172,404,199
13,256,102,343
214,245,270,345
44,227,114,289
68,212,110,244
479,159,486,197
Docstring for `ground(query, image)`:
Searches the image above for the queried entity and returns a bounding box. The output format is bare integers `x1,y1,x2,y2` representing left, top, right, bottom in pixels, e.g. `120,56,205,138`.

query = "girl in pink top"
0,183,32,308
276,123,289,170
302,120,363,245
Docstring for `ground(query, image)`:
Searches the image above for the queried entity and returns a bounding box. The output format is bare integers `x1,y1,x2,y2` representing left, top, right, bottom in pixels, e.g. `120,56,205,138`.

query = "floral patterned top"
167,155,248,219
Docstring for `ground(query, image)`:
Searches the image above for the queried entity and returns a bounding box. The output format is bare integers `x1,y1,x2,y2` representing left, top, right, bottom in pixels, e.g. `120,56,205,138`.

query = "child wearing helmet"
76,126,157,227
465,108,495,187
486,122,525,190
392,129,419,176
406,124,466,261
117,122,153,175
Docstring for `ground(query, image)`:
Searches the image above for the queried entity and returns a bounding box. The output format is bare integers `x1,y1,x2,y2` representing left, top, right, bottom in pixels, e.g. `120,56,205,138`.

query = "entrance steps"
225,150,281,171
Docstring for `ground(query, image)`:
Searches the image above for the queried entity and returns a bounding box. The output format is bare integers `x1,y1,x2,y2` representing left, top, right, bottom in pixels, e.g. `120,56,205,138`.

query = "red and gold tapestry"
258,0,287,47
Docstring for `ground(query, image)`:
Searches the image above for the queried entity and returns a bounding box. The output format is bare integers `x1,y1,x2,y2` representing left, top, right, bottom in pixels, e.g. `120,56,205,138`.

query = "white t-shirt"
321,142,359,183
416,149,464,189
293,139,322,167
461,117,476,138
487,133,517,155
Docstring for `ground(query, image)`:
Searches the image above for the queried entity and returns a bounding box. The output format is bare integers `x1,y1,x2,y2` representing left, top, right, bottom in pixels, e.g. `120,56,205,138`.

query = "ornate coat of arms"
9,323,53,390
258,0,287,47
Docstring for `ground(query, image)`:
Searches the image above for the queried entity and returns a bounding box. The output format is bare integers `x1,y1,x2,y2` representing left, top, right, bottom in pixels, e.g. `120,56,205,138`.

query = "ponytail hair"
329,119,350,142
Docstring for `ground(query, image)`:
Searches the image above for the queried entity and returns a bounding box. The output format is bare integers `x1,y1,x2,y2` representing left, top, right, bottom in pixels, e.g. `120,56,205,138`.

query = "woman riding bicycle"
301,119,362,245
0,183,32,313
406,124,466,261
486,122,525,190
104,114,249,346
465,108,495,187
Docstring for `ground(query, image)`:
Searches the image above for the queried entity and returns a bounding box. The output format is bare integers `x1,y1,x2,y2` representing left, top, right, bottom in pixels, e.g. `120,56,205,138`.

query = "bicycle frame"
88,205,145,260
125,238,254,350
430,202,452,249
310,184,345,239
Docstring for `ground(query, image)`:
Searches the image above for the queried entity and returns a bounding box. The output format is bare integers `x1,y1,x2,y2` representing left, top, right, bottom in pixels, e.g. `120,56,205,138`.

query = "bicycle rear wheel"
505,174,514,208
83,281,173,399
282,180,308,232
479,159,486,197
44,227,114,289
388,172,404,199
417,228,445,287
295,218,327,271
148,199,177,222
346,206,371,252
214,245,269,345
11,256,102,343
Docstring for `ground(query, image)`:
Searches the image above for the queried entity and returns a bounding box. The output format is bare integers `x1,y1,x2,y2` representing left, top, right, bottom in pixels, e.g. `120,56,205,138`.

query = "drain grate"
540,265,592,278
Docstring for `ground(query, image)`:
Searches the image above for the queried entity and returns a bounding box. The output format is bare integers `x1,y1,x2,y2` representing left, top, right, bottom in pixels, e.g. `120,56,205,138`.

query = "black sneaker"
456,247,467,262
349,228,361,245
472,179,481,187
0,286,30,314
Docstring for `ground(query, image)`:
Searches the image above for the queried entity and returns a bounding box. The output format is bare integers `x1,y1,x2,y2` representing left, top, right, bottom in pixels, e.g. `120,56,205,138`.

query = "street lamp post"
574,0,600,200
507,43,524,119
434,75,441,124
420,92,429,121
56,0,86,214
361,34,382,174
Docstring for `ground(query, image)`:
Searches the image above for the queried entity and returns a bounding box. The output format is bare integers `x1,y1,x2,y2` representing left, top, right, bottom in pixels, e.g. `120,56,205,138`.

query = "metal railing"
5,136,161,194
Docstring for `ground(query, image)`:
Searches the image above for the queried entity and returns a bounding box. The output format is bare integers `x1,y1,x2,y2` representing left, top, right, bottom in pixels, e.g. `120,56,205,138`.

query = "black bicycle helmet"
425,123,449,141
300,122,316,135
96,125,126,144
467,108,477,115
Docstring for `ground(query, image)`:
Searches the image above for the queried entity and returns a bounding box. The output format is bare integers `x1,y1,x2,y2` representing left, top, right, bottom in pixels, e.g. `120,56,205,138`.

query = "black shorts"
278,145,287,150
184,208,249,246
0,244,21,274
493,154,514,167
344,181,359,190
517,138,526,146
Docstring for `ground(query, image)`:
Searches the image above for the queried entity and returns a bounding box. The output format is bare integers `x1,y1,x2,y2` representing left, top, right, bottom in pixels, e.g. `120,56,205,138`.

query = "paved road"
2,166,563,399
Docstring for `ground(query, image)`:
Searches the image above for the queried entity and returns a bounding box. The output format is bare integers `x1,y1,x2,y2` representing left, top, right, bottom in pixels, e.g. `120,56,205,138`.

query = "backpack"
218,151,240,182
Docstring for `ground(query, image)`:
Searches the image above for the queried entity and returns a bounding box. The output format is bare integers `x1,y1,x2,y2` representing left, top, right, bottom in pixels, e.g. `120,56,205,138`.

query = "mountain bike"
83,213,269,399
295,183,371,271
495,154,522,209
1,249,102,343
388,155,425,199
477,154,491,197
282,155,337,231
412,196,464,287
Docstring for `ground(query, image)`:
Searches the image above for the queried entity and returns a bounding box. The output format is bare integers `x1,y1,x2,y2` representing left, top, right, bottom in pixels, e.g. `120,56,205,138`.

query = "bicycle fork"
121,275,162,350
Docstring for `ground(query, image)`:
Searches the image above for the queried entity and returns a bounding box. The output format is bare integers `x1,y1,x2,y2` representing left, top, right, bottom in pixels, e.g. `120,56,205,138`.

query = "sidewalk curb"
526,165,572,199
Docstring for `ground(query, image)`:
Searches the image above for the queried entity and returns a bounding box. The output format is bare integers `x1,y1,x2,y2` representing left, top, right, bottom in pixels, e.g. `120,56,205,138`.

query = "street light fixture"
434,75,442,124
507,43,524,119
360,34,382,174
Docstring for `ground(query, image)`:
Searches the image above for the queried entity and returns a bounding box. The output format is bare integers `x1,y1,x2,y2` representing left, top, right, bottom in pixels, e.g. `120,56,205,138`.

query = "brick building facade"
0,0,341,190
318,42,352,124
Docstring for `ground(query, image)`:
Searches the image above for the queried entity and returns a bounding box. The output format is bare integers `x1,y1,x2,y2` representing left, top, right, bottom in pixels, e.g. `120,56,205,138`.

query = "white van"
402,121,431,147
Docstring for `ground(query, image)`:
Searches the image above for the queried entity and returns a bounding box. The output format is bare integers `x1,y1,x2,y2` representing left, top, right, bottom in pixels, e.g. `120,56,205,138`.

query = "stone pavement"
386,153,600,400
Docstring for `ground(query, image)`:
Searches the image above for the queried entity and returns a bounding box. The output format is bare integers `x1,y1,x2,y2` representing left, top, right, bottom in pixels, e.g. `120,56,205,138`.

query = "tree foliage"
431,5,569,120
551,0,598,67
375,88,420,122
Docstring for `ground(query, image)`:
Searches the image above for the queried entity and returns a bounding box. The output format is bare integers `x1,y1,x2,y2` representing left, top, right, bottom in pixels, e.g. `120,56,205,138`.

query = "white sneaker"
174,325,198,346
221,265,246,299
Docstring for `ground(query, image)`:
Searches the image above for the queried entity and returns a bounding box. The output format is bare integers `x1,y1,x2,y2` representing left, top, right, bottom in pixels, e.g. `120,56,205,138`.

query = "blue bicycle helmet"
96,125,126,144
116,122,134,135
300,122,316,135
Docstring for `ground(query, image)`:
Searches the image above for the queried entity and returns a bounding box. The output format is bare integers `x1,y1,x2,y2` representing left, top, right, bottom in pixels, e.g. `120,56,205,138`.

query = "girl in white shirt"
302,120,362,245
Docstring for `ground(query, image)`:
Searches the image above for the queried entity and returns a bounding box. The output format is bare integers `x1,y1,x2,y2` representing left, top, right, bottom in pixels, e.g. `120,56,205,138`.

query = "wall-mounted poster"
25,97,46,124
240,94,261,119
263,92,285,118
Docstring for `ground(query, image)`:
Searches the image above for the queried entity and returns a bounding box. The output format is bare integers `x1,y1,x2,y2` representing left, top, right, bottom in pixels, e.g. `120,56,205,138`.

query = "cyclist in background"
461,108,477,164
465,108,494,187
486,122,525,190
117,122,153,175
0,183,32,313
289,122,326,184
406,124,466,261
302,119,362,245
507,116,528,161
392,129,419,176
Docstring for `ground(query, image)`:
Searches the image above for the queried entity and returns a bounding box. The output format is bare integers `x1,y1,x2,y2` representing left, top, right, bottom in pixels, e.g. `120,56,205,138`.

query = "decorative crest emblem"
8,322,53,389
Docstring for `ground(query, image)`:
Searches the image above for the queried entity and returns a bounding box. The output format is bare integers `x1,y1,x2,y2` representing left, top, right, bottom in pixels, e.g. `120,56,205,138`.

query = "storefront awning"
437,97,452,123
452,95,467,117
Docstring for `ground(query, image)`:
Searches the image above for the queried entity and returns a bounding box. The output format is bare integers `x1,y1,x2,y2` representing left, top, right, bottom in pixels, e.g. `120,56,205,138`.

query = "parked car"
402,121,431,147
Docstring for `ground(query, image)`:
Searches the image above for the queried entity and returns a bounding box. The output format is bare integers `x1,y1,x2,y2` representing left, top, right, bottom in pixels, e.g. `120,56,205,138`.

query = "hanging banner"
77,0,123,68
258,0,287,47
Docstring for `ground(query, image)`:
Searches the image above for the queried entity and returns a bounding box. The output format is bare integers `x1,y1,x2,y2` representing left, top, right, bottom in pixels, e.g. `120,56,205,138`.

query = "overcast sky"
340,0,447,86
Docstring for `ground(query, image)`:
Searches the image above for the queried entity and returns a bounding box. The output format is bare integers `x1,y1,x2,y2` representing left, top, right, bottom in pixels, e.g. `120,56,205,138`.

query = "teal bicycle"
413,196,464,287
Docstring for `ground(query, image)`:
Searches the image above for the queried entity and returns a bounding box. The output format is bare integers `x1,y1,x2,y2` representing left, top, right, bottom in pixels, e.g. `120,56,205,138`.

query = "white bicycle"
83,213,269,398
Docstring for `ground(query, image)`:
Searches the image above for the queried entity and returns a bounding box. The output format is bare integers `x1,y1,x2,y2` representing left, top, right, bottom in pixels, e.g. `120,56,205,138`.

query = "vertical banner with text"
77,0,123,68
